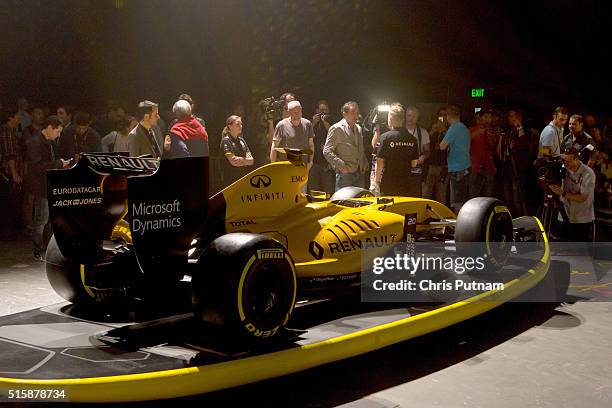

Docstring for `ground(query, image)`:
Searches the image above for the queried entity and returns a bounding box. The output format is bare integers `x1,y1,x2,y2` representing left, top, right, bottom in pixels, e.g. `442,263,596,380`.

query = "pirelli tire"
45,221,134,310
329,186,374,201
192,233,297,342
111,219,132,244
45,236,132,310
455,197,514,271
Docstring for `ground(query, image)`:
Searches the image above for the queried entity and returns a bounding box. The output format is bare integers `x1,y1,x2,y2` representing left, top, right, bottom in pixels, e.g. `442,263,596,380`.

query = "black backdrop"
1,0,611,129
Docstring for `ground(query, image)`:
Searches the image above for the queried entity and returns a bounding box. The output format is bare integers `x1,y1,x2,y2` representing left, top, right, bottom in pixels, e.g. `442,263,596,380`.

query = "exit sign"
471,88,485,98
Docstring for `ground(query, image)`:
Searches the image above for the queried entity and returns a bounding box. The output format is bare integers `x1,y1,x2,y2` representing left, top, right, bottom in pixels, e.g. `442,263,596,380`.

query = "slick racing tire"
192,233,297,342
45,235,132,310
329,186,375,201
455,197,514,271
111,219,132,244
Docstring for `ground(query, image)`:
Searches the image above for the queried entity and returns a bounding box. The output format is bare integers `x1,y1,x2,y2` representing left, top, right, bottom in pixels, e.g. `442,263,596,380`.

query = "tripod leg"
510,156,528,216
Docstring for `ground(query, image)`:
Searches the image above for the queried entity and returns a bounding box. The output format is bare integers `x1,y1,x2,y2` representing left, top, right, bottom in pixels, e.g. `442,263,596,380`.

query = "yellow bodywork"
219,161,455,278
0,160,552,402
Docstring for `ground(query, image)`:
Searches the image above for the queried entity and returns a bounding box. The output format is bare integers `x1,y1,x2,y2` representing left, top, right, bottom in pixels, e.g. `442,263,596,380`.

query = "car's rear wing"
47,153,209,272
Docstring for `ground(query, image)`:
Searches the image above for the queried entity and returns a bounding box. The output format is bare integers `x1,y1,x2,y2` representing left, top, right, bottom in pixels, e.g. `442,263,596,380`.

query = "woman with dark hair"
220,115,254,188
101,116,138,153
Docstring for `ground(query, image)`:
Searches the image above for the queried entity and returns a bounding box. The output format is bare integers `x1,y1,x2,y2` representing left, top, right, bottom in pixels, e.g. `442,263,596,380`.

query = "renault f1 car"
45,149,547,342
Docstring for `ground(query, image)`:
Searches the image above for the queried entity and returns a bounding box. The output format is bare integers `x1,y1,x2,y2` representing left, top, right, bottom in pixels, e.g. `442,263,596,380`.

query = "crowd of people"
1,94,610,259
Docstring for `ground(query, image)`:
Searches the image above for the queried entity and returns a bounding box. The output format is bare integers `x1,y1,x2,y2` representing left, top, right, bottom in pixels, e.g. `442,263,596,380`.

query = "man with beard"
563,114,596,166
539,106,569,157
128,100,164,158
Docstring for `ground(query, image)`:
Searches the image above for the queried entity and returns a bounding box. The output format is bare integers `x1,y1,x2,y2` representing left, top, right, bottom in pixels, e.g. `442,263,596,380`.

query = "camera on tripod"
535,156,567,186
259,96,285,123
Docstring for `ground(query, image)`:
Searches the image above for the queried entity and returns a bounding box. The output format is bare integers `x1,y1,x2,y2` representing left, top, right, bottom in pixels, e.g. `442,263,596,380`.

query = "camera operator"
374,103,420,197
564,114,596,167
548,147,595,242
309,100,335,194
539,106,568,157
265,92,295,147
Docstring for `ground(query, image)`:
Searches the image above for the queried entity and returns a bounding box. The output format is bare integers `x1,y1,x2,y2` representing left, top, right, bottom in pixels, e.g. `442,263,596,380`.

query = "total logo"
389,141,414,148
250,174,272,189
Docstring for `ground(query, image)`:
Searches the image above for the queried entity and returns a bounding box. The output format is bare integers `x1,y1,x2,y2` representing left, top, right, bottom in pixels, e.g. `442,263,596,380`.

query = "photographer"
309,100,335,194
548,147,595,242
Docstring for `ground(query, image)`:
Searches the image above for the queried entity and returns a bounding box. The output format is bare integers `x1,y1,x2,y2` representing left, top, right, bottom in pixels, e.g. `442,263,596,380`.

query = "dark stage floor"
1,237,611,407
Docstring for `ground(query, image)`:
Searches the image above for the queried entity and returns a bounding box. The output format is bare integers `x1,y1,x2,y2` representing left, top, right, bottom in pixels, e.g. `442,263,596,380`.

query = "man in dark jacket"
58,111,102,161
26,116,71,260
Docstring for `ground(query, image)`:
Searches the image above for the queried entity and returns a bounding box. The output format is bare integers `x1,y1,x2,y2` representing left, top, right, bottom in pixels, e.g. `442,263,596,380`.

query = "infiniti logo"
249,174,272,189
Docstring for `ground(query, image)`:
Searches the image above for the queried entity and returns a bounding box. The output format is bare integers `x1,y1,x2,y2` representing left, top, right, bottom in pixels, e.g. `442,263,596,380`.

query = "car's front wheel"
455,197,514,271
191,233,297,342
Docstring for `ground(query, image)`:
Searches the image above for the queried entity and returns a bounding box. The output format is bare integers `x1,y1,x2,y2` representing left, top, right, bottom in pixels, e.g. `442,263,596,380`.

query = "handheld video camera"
259,97,285,123
362,103,391,132
374,104,390,126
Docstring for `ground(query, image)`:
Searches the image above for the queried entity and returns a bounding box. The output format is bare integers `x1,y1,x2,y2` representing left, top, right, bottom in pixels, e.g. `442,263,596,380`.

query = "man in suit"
128,100,164,158
323,101,368,191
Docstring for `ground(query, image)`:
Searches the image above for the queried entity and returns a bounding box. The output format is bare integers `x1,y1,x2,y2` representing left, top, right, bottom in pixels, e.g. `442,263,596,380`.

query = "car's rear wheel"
46,235,135,311
455,197,514,271
192,233,296,342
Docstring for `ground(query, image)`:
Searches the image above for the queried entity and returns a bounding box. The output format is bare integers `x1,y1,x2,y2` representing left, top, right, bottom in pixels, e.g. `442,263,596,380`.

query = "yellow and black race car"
45,149,548,342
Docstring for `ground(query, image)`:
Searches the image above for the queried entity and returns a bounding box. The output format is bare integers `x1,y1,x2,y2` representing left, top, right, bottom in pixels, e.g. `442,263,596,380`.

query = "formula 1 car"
45,149,547,342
